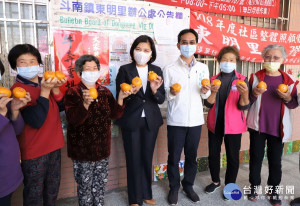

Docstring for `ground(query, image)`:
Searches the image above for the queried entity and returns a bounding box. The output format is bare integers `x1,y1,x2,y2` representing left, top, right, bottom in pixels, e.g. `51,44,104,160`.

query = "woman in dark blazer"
116,35,165,206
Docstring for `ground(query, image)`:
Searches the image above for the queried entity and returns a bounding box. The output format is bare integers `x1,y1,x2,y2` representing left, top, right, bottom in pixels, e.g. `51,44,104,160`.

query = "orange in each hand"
44,71,55,80
12,87,26,98
55,71,65,80
171,83,181,92
278,84,288,93
201,79,210,87
257,81,267,89
132,77,142,87
120,83,131,92
0,87,12,98
213,79,221,86
148,71,158,81
89,88,98,99
236,80,246,85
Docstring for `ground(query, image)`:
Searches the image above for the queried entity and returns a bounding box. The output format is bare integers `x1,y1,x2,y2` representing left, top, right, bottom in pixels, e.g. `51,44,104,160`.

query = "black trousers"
0,193,12,206
208,130,242,185
249,130,284,189
121,117,158,205
167,125,202,191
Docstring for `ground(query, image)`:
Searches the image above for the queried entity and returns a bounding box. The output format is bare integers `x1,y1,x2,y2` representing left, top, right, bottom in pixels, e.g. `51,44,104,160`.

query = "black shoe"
291,197,300,206
183,188,200,203
205,182,221,194
269,193,282,206
168,190,178,205
247,187,258,202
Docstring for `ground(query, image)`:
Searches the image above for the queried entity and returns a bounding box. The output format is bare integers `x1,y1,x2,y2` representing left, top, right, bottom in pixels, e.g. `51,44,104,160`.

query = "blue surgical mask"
220,62,236,73
17,65,40,80
180,45,196,58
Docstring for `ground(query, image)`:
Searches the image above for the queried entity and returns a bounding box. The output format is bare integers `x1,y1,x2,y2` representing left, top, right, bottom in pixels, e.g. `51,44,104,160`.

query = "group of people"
0,28,299,206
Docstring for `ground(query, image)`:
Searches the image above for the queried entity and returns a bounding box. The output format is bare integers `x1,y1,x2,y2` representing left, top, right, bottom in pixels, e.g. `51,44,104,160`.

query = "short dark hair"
0,60,4,76
8,44,42,70
130,35,156,64
217,46,240,63
75,55,100,75
178,29,198,43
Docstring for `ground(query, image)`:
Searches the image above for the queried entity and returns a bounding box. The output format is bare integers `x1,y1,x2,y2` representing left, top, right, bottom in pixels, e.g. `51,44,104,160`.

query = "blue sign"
223,183,242,200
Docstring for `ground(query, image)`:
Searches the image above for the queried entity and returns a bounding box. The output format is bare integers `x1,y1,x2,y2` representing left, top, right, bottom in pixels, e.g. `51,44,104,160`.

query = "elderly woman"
204,46,249,200
0,60,31,206
115,35,165,206
64,55,130,206
247,44,298,205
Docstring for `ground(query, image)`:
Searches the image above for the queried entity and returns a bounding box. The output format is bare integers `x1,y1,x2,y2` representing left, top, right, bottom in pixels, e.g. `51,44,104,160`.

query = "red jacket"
11,80,65,160
207,71,247,134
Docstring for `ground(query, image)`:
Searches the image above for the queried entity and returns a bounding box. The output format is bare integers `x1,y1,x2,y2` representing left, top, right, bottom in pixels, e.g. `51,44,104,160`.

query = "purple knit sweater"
0,112,24,198
250,75,298,137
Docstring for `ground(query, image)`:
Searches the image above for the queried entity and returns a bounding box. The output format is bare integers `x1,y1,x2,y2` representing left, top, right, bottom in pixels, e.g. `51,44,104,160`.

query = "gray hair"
261,44,287,59
74,55,100,75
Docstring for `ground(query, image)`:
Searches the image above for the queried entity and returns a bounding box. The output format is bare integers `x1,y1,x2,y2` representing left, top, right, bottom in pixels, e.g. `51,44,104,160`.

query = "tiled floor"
57,152,300,206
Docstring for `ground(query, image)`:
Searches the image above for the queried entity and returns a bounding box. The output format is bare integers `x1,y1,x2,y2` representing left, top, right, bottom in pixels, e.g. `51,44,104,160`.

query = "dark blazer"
115,62,165,131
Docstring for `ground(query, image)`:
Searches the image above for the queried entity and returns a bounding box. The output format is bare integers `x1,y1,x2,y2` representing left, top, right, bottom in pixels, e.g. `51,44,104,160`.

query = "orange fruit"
12,87,26,98
213,79,221,86
201,78,210,87
120,83,131,92
55,71,65,80
257,81,267,89
171,83,181,92
89,88,98,99
236,80,246,85
132,77,142,87
278,84,288,93
0,87,12,98
148,71,158,81
44,71,55,80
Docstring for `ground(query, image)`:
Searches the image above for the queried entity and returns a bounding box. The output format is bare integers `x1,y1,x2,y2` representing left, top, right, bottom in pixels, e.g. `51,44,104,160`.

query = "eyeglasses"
264,56,282,61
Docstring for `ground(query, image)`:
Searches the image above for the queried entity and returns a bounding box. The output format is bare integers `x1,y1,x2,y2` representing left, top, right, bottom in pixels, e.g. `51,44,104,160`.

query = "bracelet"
283,98,292,103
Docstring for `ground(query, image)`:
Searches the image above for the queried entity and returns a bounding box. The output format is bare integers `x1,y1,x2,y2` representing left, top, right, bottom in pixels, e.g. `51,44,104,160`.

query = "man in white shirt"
163,29,210,205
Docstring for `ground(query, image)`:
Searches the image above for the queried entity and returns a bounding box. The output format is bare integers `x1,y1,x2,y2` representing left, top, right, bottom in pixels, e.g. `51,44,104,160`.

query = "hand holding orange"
55,71,65,80
148,71,158,81
89,88,98,99
257,81,267,89
236,80,246,85
278,84,288,93
120,83,131,92
0,87,12,98
171,83,181,92
201,79,210,87
44,71,55,80
12,87,26,98
132,77,142,87
213,79,221,86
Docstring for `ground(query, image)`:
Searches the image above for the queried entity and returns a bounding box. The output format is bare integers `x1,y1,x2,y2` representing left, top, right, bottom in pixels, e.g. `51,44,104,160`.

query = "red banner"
190,11,300,65
53,30,109,94
148,0,280,18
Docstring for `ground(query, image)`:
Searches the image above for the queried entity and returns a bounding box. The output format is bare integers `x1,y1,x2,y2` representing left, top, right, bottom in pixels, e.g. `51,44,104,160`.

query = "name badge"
231,85,237,91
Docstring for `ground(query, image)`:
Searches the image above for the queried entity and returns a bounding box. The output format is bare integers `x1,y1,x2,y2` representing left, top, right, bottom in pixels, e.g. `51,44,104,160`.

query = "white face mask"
220,62,236,73
81,71,101,85
264,62,281,73
134,50,152,66
17,65,40,80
